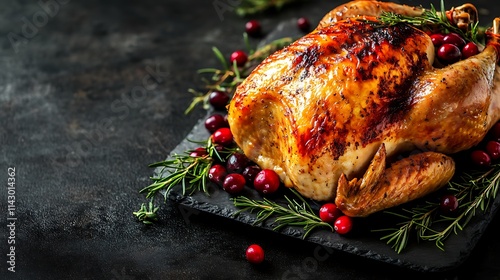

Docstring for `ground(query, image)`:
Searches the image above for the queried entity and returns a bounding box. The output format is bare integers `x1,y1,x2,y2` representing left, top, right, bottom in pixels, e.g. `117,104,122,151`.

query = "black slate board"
160,112,500,273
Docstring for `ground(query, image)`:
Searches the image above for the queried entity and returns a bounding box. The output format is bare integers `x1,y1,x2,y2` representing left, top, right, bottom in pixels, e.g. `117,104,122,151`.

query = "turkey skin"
227,1,500,216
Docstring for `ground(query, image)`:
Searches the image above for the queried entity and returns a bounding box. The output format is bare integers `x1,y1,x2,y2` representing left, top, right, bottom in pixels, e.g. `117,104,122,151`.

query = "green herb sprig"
378,0,480,44
232,189,333,238
375,165,500,253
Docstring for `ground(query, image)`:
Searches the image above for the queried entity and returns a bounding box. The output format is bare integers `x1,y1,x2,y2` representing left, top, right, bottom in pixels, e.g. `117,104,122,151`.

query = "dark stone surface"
1,0,500,279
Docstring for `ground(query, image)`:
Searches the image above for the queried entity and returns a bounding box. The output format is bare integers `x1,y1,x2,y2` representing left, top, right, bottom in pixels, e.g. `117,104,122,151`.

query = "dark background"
1,0,500,279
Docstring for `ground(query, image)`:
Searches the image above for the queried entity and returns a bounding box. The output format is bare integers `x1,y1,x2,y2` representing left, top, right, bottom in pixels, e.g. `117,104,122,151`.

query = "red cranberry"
319,203,342,223
437,44,461,64
440,194,459,213
442,33,466,48
205,114,228,133
470,150,491,167
189,147,207,158
222,173,246,194
245,244,265,264
212,128,233,147
226,152,250,173
462,42,479,59
208,164,227,186
242,165,262,185
245,20,262,37
430,33,444,47
334,215,353,235
253,169,280,194
208,91,230,110
230,50,248,67
297,17,311,32
486,141,500,160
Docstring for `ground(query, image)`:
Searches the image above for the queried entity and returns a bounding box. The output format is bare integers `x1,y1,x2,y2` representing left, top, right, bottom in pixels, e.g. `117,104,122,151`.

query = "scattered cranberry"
253,169,281,194
242,165,262,185
222,173,246,194
205,114,228,133
440,194,459,213
437,44,461,64
208,164,227,186
189,147,207,158
230,50,248,67
245,20,262,37
462,42,479,59
334,215,353,235
486,141,500,160
212,127,233,147
208,91,230,111
319,203,342,223
442,33,466,48
470,150,491,167
430,33,444,47
245,244,265,264
226,152,250,173
297,17,311,32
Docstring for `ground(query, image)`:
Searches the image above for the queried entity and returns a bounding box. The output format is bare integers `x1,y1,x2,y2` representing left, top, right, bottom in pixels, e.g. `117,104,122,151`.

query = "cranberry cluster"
430,32,479,65
470,122,500,168
318,203,353,235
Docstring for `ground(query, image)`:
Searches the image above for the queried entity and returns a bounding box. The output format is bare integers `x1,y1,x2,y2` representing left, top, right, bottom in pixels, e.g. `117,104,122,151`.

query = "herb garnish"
232,189,333,238
375,165,500,253
377,0,480,44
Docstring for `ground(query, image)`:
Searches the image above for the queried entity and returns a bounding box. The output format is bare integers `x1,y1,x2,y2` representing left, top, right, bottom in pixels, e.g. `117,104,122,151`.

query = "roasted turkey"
227,1,500,217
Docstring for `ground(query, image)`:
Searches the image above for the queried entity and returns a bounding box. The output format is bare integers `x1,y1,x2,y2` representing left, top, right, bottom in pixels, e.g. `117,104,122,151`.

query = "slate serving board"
160,112,500,273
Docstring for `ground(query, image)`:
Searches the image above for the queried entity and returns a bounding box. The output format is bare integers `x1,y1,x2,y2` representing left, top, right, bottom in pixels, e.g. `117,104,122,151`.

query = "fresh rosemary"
232,189,333,238
378,0,480,44
375,165,500,253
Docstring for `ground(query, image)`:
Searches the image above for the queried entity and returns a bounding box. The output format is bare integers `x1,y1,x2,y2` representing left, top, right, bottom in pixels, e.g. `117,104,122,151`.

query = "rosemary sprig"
139,139,234,200
378,0,480,44
133,200,159,225
375,165,500,253
232,189,333,238
185,36,293,114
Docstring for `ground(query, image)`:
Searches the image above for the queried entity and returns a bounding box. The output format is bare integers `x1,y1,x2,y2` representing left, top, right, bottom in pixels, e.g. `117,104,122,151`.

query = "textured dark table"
1,0,500,279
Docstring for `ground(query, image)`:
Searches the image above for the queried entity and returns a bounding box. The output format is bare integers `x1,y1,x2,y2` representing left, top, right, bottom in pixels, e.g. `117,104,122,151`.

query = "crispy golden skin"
228,2,500,217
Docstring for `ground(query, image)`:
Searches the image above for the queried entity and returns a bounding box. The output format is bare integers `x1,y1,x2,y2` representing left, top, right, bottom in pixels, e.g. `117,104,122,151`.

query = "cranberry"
442,33,466,48
319,203,342,223
470,150,491,167
242,165,262,185
245,20,262,37
222,173,246,194
208,91,230,110
253,169,281,194
205,114,228,133
245,244,265,264
437,44,461,64
208,164,227,186
334,215,353,235
486,141,500,160
189,147,207,158
297,17,311,32
440,194,459,213
491,122,500,142
212,127,233,147
230,50,248,67
462,42,479,59
226,152,250,173
430,33,444,47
